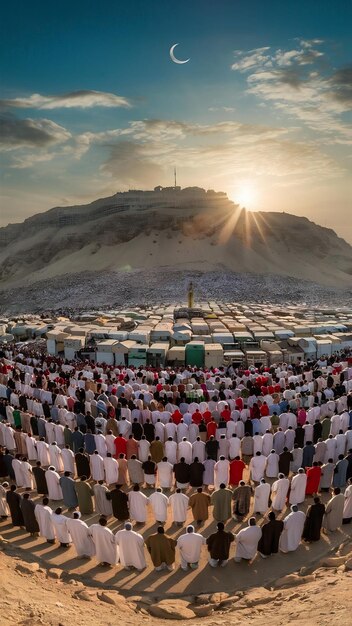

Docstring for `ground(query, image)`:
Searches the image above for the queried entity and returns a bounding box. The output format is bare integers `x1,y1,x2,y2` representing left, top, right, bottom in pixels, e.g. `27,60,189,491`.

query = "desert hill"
0,186,351,289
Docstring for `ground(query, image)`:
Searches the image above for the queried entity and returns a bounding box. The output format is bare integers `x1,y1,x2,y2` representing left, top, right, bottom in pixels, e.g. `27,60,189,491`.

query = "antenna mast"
174,167,177,188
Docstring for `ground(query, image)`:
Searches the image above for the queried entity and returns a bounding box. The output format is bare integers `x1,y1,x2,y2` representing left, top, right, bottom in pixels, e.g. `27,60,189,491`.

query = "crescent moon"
170,43,190,65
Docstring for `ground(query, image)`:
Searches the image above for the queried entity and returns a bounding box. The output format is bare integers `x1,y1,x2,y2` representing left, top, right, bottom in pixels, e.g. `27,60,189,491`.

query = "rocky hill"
0,186,351,289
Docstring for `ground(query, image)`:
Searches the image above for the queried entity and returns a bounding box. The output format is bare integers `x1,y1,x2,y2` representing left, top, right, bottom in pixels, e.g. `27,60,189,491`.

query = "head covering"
73,511,82,519
125,522,132,530
186,525,194,533
291,504,298,512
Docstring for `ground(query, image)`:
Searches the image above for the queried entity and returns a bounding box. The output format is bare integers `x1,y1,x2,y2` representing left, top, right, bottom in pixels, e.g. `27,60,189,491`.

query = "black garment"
106,488,129,520
257,519,284,555
85,414,95,434
32,466,48,494
313,422,323,444
6,490,24,526
43,403,51,418
143,422,155,443
279,451,293,476
205,439,219,461
244,419,253,436
71,430,85,453
30,416,39,437
0,451,7,477
174,461,191,484
20,498,40,533
19,395,28,411
295,426,305,448
189,461,205,487
302,443,315,468
132,422,143,441
75,452,91,478
198,422,207,436
206,529,234,560
302,502,325,542
346,452,352,481
142,460,156,475
3,453,15,480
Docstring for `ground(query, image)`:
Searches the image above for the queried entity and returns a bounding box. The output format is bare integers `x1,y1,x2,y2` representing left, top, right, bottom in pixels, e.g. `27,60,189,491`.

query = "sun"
230,182,258,210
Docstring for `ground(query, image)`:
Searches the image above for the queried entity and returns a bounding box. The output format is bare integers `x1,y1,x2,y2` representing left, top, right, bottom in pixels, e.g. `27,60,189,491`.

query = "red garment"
192,411,202,425
171,410,182,425
229,459,246,486
114,436,127,458
220,408,231,422
235,398,244,410
126,438,139,460
66,397,74,411
274,384,281,393
305,466,321,495
260,404,270,417
202,410,212,424
207,421,217,438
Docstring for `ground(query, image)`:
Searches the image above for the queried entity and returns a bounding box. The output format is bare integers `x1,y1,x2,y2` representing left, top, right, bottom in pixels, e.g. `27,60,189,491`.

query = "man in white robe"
165,438,177,464
343,478,352,523
279,504,306,552
51,507,72,547
214,457,230,490
323,487,345,531
254,479,271,514
177,525,205,570
249,452,267,483
103,453,119,485
61,446,75,474
90,451,105,482
128,485,149,523
192,437,206,462
127,455,144,484
19,457,34,490
93,481,113,517
157,458,173,489
289,468,307,505
36,439,50,466
271,473,290,511
25,434,37,461
138,436,150,462
178,438,192,464
46,466,63,500
66,511,95,558
234,518,262,562
265,450,279,478
94,433,107,457
115,522,146,570
12,456,23,487
35,498,55,543
291,445,303,473
49,443,64,473
89,517,119,566
148,488,169,523
169,489,189,525
228,434,241,460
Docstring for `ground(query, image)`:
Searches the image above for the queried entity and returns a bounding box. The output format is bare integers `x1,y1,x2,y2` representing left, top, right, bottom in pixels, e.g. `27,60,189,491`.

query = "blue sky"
1,0,351,240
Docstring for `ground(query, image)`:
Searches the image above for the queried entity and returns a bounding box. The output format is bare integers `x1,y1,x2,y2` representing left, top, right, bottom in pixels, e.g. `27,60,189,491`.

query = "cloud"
0,90,132,110
327,66,352,104
0,113,71,151
208,106,235,112
231,47,271,71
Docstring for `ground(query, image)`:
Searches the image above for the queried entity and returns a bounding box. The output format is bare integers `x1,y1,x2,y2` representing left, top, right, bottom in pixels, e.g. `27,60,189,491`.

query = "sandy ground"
1,472,351,598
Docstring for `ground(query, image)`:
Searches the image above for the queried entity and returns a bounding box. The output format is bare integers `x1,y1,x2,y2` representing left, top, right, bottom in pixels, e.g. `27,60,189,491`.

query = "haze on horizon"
0,0,351,241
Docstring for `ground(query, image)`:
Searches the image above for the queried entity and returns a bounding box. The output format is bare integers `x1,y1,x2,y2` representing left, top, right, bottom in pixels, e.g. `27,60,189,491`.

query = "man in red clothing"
305,462,322,495
220,406,231,422
260,401,270,417
229,456,246,486
114,434,127,458
207,417,217,439
171,409,182,425
202,409,212,424
192,409,202,425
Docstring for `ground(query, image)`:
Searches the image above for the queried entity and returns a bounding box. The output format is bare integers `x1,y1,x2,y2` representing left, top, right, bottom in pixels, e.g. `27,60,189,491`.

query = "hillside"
0,187,351,289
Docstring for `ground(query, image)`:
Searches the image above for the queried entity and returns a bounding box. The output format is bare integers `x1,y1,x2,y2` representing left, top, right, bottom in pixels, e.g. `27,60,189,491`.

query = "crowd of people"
0,345,352,572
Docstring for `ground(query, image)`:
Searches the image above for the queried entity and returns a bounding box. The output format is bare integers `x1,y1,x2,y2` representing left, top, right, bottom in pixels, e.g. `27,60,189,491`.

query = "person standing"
59,471,79,510
302,497,326,541
6,485,24,527
271,474,289,512
66,511,95,558
128,484,148,523
74,476,94,515
146,526,176,571
107,484,129,521
206,522,234,567
253,479,270,515
323,487,345,532
342,477,352,524
279,505,306,552
305,462,321,496
20,493,39,536
93,481,113,517
289,468,307,505
35,497,55,544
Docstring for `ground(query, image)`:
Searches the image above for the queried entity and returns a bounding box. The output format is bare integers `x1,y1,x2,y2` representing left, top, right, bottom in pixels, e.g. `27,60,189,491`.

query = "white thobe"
54,424,65,447
343,484,352,519
94,434,107,457
35,504,55,540
90,454,105,481
262,433,274,457
289,473,307,505
20,460,34,489
0,484,10,516
89,524,119,565
128,491,148,523
203,459,215,486
253,435,263,454
36,440,50,466
115,529,146,569
165,440,177,464
324,438,337,463
138,440,150,462
177,532,205,565
25,436,37,461
279,510,306,552
93,483,113,516
214,459,230,489
253,482,271,514
148,491,169,522
49,445,64,473
61,448,75,474
169,492,189,522
46,469,63,500
235,526,262,560
291,448,303,473
192,440,206,462
66,518,95,557
178,441,192,464
228,436,241,459
249,455,267,482
12,458,23,487
52,513,71,544
157,461,173,488
266,453,279,478
271,478,290,511
105,434,116,456
103,457,119,485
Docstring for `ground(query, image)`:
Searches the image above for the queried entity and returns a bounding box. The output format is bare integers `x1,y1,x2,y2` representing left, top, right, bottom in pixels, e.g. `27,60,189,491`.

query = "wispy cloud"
0,90,132,110
0,113,71,150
